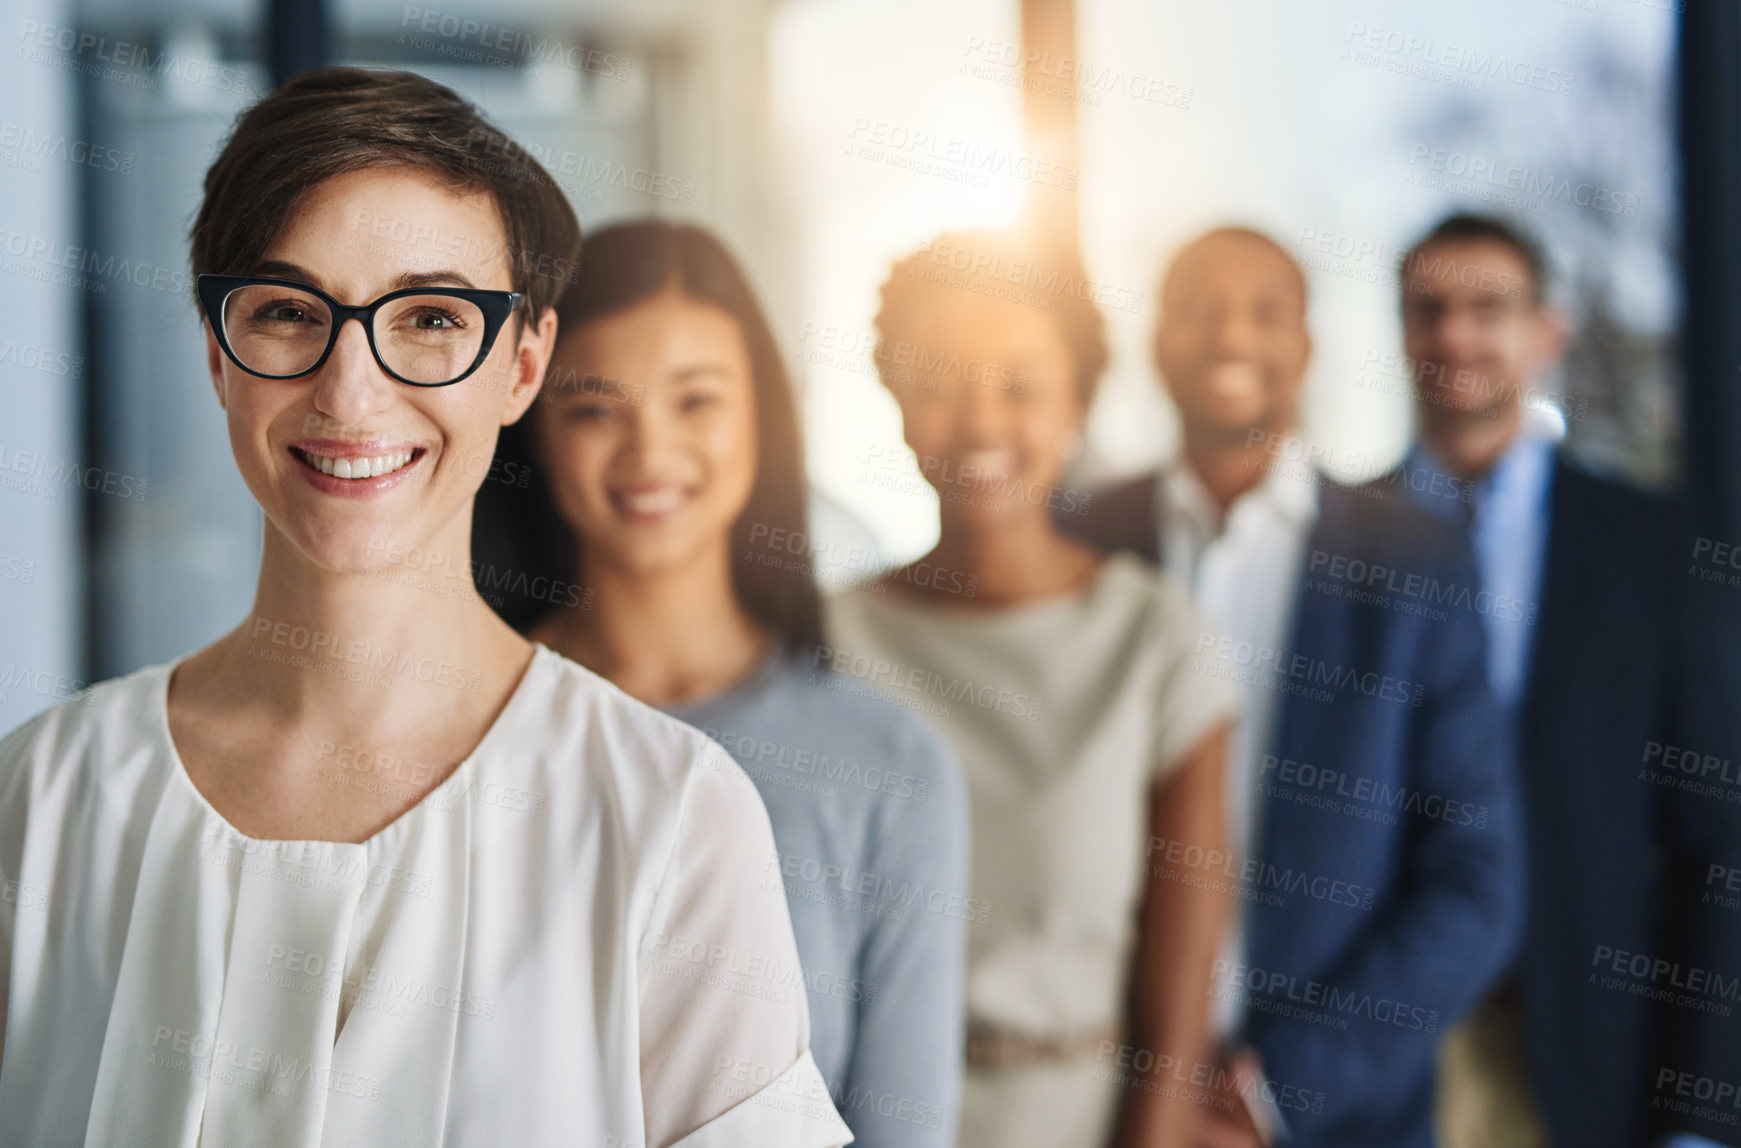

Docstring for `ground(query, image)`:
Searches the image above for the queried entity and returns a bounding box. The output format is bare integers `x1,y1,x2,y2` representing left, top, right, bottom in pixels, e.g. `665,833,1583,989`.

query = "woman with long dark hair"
0,70,849,1147
475,220,970,1148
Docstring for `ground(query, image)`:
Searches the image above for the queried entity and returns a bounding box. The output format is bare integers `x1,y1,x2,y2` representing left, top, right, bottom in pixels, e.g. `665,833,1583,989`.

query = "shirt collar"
1404,404,1562,523
1161,462,1220,540
1161,437,1321,537
1484,407,1560,522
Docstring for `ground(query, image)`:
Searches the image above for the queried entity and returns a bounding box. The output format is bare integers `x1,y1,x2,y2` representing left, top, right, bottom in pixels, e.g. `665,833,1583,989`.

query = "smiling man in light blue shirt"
1390,213,1726,1148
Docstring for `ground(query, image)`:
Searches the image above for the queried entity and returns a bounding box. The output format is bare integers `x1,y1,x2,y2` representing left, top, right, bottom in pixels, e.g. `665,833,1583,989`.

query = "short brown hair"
190,66,581,325
875,229,1110,402
1401,213,1548,305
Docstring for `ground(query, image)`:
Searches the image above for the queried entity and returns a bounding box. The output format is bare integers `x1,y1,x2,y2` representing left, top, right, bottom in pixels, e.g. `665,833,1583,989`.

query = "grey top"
663,648,969,1148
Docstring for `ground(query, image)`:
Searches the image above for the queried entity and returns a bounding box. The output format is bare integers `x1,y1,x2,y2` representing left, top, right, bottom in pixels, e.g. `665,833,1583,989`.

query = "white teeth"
299,448,415,480
621,488,683,515
962,448,1017,480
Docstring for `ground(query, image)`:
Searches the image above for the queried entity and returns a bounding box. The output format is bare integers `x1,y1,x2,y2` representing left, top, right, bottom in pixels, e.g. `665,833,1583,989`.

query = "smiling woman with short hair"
0,67,849,1148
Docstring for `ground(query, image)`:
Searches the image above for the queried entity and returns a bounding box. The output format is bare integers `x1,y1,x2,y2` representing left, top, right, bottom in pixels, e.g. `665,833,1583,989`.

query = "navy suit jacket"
1493,458,1732,1148
1062,472,1524,1148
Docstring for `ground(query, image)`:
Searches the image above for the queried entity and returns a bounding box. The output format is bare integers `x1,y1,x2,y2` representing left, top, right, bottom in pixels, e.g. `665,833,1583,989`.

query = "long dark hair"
472,220,822,656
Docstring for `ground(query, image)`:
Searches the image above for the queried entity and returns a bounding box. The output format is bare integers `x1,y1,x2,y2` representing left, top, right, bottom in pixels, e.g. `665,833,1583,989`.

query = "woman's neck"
182,521,532,742
916,503,1101,608
167,521,537,843
542,542,772,708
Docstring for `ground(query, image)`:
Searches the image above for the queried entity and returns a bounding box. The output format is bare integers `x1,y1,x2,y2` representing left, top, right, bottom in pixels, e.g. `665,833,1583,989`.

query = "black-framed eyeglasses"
196,274,523,388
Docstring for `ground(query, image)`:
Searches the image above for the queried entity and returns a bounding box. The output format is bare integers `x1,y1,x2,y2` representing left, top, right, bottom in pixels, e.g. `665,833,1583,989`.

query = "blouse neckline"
852,550,1141,628
660,641,791,722
151,642,554,851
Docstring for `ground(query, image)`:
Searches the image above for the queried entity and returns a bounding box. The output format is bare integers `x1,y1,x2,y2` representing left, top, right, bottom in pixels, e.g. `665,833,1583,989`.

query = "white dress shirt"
1159,450,1320,1036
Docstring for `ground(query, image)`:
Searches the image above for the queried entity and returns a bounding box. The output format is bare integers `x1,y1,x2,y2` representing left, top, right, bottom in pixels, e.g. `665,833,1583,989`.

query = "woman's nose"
308,318,396,423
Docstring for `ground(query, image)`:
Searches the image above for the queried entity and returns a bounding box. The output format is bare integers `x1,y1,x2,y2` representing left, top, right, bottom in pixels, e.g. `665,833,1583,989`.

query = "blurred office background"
0,0,1682,728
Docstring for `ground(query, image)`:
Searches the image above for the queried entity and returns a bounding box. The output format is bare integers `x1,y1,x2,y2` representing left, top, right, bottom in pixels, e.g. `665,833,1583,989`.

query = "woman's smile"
287,436,429,497
608,481,693,522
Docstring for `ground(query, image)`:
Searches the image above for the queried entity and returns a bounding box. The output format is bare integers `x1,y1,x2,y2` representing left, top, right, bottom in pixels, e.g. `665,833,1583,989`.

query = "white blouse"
0,644,853,1148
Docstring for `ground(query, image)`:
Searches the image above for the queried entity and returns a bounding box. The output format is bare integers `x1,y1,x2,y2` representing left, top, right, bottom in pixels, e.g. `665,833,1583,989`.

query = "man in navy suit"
1387,214,1734,1148
1060,227,1522,1147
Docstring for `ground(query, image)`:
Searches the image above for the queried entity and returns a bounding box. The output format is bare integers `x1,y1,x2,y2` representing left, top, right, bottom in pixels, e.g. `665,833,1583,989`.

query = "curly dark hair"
874,228,1111,403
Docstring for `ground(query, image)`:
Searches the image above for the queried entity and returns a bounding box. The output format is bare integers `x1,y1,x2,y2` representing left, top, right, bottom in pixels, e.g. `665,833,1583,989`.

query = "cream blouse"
0,644,852,1148
825,553,1239,1043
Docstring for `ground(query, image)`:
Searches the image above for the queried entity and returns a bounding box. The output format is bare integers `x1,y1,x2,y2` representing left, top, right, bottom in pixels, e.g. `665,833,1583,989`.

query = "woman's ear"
502,307,559,427
204,322,229,411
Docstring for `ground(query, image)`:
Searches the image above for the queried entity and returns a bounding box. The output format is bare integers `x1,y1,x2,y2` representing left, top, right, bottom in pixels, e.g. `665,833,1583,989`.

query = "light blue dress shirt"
1399,410,1560,710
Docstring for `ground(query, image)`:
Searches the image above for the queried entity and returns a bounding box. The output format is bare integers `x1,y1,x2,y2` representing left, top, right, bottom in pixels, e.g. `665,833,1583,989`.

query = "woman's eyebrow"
391,269,482,291
251,259,320,284
669,363,733,383
241,262,482,294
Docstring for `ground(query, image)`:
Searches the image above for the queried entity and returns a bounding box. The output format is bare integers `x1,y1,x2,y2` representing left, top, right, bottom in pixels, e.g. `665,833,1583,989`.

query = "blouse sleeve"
639,748,854,1148
1147,577,1241,779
